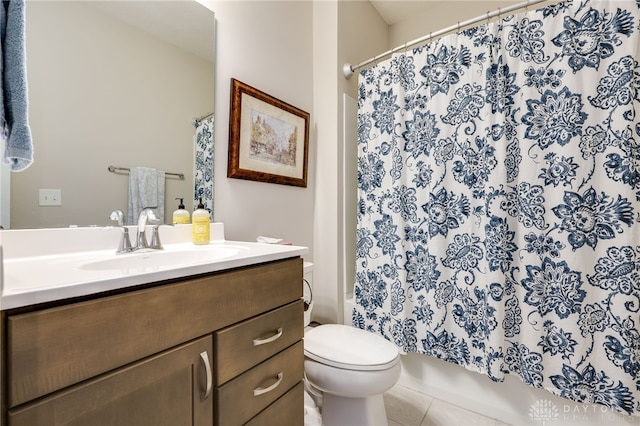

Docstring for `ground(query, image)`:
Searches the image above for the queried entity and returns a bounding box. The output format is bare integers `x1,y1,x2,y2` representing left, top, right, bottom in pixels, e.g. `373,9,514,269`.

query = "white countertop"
0,224,308,310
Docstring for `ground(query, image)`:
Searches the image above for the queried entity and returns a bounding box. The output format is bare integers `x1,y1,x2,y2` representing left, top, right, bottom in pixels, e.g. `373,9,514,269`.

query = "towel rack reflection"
107,165,184,180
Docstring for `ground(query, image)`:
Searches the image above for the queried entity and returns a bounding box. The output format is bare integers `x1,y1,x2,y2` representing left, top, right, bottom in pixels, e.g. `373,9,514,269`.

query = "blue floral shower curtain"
194,115,214,215
354,0,640,414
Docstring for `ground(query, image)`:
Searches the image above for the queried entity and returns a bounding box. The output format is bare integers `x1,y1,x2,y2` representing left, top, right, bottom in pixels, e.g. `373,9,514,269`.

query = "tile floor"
383,384,510,426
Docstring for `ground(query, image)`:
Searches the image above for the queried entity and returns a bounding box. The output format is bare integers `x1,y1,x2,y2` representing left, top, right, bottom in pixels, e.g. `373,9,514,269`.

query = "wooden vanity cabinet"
1,257,304,426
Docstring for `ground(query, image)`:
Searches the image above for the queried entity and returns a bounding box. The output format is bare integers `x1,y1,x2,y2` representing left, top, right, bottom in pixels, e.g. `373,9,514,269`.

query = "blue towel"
1,0,32,172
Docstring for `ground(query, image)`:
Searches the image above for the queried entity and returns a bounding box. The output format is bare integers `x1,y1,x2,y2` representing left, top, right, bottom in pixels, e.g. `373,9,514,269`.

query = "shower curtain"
354,0,640,414
194,115,214,215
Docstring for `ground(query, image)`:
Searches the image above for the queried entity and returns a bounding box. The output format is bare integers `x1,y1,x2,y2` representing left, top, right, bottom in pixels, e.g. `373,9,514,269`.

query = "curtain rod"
193,112,214,126
343,0,550,79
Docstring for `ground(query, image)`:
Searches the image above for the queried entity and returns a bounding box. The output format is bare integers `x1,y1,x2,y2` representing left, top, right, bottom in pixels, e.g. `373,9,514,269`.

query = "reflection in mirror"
5,1,214,229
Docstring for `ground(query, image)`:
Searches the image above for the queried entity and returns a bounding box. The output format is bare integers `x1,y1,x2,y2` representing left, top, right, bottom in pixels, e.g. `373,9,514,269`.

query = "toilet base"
321,393,388,426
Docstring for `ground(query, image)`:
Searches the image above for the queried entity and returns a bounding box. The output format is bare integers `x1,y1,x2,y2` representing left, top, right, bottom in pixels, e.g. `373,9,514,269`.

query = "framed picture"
228,78,310,187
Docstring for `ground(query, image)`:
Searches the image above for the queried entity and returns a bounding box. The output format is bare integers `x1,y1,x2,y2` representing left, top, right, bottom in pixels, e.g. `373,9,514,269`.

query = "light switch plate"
39,189,62,206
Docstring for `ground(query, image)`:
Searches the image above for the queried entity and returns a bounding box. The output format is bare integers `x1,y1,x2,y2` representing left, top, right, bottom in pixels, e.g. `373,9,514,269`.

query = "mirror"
3,0,215,229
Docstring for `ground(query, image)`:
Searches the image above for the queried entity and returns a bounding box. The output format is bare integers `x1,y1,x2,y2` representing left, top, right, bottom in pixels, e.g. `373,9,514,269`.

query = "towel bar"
108,165,184,180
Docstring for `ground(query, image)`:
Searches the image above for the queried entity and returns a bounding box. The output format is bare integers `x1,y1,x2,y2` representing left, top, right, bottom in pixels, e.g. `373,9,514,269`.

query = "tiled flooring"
384,384,510,426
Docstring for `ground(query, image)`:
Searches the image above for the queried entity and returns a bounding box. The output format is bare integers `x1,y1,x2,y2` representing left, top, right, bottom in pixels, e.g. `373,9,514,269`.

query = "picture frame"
228,78,310,187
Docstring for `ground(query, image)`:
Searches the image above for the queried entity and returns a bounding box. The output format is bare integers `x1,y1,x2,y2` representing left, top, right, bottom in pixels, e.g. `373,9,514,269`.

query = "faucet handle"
110,209,134,253
149,224,172,250
150,225,163,250
119,227,135,253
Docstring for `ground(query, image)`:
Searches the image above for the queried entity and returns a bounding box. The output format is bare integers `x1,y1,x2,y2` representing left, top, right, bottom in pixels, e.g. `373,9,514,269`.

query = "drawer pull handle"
252,328,283,346
200,351,212,400
253,372,284,396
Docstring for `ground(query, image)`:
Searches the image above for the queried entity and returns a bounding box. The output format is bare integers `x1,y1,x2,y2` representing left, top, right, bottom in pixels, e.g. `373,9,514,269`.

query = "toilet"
302,263,401,426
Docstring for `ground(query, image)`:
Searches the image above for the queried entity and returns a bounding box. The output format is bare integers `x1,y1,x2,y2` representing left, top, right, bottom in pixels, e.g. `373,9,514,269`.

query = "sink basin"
78,246,243,272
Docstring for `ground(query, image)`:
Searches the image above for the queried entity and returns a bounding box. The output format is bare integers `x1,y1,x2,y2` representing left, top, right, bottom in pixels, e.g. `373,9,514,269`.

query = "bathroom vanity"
0,225,307,425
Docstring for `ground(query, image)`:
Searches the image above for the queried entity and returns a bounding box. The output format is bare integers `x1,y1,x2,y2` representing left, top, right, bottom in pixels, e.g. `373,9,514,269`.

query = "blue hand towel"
1,0,33,171
127,167,165,225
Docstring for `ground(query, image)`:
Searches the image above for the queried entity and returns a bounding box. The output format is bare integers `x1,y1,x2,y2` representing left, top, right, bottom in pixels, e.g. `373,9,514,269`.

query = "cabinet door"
8,336,214,426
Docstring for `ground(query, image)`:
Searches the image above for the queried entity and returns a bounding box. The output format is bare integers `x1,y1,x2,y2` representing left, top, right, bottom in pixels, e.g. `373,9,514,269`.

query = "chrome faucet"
109,209,134,254
136,208,161,250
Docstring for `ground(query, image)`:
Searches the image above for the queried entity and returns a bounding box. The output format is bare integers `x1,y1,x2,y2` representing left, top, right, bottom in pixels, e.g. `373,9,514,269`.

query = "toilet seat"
304,324,399,371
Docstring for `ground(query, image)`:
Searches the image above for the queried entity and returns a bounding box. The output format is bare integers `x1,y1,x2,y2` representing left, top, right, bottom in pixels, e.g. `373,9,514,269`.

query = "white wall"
387,0,520,47
204,0,315,258
337,0,388,323
312,0,340,323
202,0,385,325
306,0,388,325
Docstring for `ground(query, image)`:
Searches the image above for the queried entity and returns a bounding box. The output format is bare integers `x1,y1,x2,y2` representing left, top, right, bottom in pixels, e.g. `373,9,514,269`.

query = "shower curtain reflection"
194,114,214,216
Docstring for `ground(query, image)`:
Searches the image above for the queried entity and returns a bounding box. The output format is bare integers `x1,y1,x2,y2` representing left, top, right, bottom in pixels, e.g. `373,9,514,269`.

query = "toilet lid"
304,324,399,371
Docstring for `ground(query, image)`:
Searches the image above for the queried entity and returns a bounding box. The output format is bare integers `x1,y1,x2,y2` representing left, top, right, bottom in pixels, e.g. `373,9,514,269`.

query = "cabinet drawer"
245,381,304,426
215,300,303,385
215,341,303,426
7,257,302,407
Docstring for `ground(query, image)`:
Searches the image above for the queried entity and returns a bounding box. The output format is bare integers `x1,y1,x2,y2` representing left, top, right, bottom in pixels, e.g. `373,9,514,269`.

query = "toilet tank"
303,262,313,326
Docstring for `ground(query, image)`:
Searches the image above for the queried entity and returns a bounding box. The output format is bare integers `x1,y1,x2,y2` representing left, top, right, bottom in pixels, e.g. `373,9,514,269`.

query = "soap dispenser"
192,198,210,245
172,198,191,224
